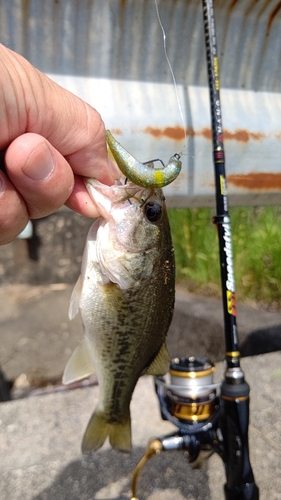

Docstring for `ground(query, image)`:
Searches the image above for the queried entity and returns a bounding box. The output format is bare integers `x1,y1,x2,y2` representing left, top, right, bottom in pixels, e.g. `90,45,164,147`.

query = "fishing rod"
130,1,259,499
201,0,259,497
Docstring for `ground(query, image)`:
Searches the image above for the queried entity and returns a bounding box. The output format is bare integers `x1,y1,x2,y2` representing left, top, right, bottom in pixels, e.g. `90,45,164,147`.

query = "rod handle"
220,382,259,499
224,482,259,500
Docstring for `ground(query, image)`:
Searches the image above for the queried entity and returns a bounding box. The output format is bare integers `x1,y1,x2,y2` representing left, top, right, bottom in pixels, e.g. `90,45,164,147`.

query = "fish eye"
144,202,162,223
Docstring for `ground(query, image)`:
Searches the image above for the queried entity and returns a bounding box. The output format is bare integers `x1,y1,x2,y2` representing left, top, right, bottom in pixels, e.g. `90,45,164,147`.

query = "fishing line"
154,0,187,154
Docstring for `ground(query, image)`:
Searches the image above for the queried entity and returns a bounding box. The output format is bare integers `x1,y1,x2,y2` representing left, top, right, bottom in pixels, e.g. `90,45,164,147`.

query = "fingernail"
22,142,55,181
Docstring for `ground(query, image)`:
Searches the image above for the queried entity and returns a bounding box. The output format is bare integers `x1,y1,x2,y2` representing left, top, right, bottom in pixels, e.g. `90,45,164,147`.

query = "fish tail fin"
108,418,132,452
82,410,132,453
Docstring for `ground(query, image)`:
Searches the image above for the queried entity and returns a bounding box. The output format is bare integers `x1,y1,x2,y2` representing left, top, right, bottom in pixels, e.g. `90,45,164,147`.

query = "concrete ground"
0,284,281,499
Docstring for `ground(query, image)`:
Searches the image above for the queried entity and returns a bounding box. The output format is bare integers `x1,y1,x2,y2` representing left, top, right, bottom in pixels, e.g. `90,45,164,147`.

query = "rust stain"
201,127,212,140
229,0,241,9
144,126,267,143
266,1,281,37
224,129,264,142
144,126,186,141
203,127,265,142
186,126,195,137
228,172,281,190
110,128,122,135
225,129,249,142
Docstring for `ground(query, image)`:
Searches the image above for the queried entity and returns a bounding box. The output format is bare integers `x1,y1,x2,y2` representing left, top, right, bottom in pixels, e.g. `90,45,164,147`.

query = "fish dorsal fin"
62,338,95,385
69,274,83,320
145,343,170,376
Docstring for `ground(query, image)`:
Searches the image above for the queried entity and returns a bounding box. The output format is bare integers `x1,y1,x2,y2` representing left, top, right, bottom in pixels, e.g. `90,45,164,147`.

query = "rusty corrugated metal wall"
1,0,281,206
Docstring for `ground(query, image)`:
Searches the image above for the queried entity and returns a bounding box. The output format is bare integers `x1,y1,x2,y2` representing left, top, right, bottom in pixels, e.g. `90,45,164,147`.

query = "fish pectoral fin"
62,338,95,385
69,274,83,320
82,410,132,453
145,343,170,376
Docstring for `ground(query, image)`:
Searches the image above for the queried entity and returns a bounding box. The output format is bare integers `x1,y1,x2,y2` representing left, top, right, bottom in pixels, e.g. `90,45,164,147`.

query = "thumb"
5,133,75,220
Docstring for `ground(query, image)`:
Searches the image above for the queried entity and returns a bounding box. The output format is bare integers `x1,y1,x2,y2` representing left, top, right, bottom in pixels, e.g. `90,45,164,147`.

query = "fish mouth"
85,177,152,210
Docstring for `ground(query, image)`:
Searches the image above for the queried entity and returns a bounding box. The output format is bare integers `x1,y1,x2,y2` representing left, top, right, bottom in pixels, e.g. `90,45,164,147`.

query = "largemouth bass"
63,136,178,454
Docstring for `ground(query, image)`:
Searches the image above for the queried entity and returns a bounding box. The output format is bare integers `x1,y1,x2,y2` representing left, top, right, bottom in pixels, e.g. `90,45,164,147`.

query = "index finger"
0,45,118,185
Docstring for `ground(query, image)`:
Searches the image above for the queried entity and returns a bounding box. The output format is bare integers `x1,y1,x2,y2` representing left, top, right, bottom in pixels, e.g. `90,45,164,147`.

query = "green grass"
168,206,281,308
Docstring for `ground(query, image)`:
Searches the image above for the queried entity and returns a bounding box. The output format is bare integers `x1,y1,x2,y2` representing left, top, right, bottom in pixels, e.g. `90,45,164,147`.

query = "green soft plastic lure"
106,130,182,188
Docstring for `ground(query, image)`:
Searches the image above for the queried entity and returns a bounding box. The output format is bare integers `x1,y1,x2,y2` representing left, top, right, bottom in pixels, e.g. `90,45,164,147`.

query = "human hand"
0,44,118,245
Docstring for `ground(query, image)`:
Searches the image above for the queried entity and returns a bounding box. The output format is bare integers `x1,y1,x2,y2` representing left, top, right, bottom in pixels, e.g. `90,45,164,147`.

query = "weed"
168,206,281,308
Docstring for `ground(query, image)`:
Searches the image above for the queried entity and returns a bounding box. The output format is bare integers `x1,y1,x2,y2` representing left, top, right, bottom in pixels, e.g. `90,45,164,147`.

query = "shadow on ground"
33,447,212,500
240,324,281,357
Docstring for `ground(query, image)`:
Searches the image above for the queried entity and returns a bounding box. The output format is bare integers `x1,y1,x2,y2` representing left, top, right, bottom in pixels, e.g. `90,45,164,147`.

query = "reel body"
155,355,223,465
165,356,219,425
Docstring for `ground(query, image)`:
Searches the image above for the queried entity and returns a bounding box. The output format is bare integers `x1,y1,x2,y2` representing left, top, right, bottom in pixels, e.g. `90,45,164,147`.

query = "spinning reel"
131,356,258,499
